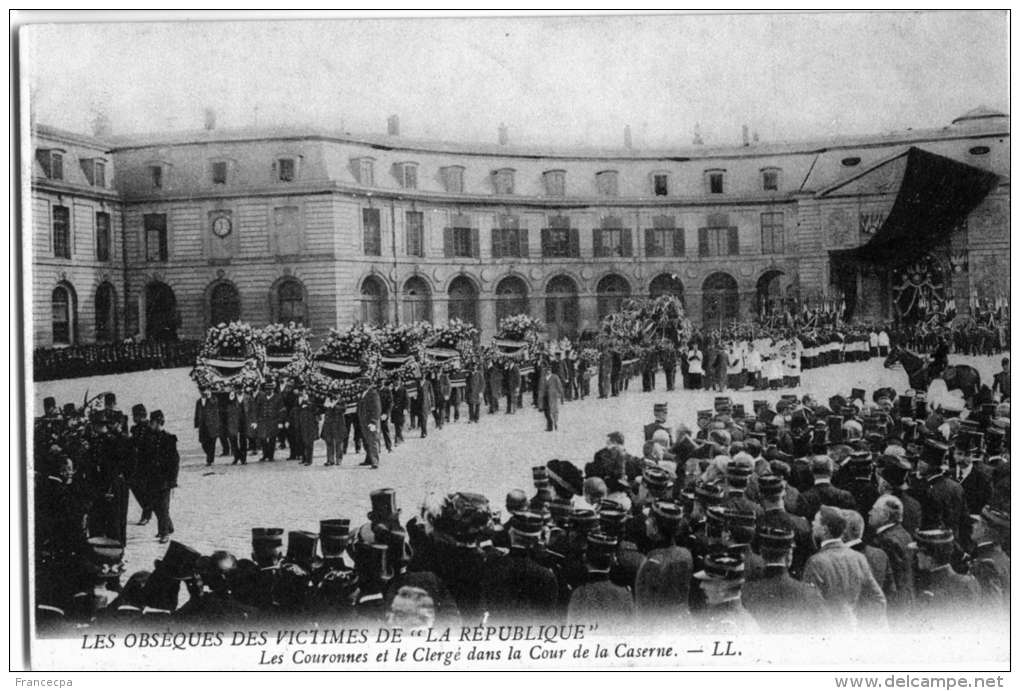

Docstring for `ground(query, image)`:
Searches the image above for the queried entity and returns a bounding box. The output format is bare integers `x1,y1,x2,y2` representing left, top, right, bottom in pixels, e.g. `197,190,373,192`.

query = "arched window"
360,276,388,326
447,275,478,327
648,273,685,302
276,278,306,325
145,282,177,342
94,282,117,342
495,276,529,323
596,274,631,319
402,276,432,324
702,272,740,329
51,282,76,345
755,270,787,318
545,275,579,340
209,281,241,327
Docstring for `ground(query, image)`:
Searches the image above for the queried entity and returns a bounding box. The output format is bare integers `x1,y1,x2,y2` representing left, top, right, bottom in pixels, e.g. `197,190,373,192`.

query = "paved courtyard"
34,353,1007,573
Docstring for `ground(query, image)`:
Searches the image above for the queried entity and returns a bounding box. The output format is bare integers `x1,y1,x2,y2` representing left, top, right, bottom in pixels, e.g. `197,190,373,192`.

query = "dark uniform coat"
194,397,220,442
870,523,915,612
253,391,285,441
797,481,857,521
742,565,829,632
481,547,560,623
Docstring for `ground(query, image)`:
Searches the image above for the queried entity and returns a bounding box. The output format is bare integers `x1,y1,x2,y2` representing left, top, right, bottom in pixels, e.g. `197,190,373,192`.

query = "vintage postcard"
13,10,1011,677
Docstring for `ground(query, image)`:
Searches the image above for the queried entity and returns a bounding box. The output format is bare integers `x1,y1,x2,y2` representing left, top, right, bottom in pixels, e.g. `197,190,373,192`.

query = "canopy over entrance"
830,147,999,269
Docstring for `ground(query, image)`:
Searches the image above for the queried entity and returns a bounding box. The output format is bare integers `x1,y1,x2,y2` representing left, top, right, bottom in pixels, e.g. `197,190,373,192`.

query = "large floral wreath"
258,321,313,382
191,322,265,393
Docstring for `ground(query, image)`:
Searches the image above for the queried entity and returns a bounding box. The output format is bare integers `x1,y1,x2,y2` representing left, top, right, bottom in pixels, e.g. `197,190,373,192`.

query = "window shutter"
541,227,550,256
728,227,739,255
673,228,685,257
698,228,709,257
518,228,529,258
159,218,169,260
471,228,480,258
644,227,655,257
443,227,453,258
81,159,95,185
490,227,500,258
622,228,633,257
569,227,580,258
593,229,603,258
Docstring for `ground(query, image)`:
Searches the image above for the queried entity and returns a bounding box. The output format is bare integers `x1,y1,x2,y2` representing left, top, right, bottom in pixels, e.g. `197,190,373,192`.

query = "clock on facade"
212,216,232,238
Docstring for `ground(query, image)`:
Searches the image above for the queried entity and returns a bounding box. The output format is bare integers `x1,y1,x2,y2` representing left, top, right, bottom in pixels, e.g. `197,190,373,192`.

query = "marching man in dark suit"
505,361,522,414
465,363,484,423
225,390,249,465
357,377,382,469
320,397,347,467
417,373,434,439
253,379,285,462
194,387,221,466
390,380,407,444
538,366,564,432
291,387,321,466
142,410,179,544
486,360,503,414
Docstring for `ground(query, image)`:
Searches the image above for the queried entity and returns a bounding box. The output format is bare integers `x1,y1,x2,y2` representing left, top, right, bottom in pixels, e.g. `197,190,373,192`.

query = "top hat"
714,397,733,411
131,403,147,417
756,526,795,551
42,396,56,410
87,536,124,565
509,511,545,537
251,527,285,561
694,553,745,582
149,410,165,424
920,440,950,468
985,428,1005,455
319,518,352,556
851,388,866,402
597,507,628,534
732,403,747,420
369,488,400,521
653,403,668,414
980,506,1010,530
286,530,320,567
157,540,202,580
353,542,394,584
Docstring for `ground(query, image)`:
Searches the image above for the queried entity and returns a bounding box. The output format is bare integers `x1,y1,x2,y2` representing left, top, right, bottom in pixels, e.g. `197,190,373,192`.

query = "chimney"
742,124,749,147
204,108,216,130
692,123,704,146
387,115,400,136
498,123,508,145
623,124,632,149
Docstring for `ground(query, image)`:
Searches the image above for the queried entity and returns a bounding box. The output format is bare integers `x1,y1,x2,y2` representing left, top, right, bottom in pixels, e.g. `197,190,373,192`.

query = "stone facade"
29,108,1011,347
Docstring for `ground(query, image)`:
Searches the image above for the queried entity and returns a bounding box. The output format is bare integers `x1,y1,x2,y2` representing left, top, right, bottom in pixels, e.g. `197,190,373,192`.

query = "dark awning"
830,147,999,269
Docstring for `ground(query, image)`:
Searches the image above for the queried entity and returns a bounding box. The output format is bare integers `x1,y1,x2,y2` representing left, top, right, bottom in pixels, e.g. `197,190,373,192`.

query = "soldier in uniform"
912,528,980,624
482,511,559,623
967,506,1010,609
694,552,759,633
643,403,673,445
843,450,880,518
756,474,814,578
567,532,635,631
661,343,678,392
128,403,153,525
877,452,923,537
742,527,829,632
918,440,968,539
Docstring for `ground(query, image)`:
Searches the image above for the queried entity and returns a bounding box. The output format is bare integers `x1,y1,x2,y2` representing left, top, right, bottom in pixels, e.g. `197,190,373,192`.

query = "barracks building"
29,107,1010,348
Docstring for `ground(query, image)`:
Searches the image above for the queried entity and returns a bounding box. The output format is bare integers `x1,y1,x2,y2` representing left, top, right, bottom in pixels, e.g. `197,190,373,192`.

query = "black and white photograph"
12,10,1012,678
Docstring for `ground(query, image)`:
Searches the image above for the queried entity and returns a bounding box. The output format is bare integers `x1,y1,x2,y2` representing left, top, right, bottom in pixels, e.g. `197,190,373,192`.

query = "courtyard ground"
33,352,1007,573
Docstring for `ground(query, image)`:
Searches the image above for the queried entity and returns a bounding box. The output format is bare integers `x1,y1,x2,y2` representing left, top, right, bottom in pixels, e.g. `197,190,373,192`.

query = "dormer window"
352,157,375,186
148,163,167,189
543,170,566,197
80,158,107,187
761,167,781,192
596,170,619,197
441,166,464,193
276,157,296,182
395,162,418,190
211,160,228,185
705,169,726,194
493,168,515,195
652,173,669,196
36,149,65,180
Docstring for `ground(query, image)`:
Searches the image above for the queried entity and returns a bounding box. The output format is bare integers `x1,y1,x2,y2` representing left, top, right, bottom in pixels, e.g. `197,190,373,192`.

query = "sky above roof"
21,11,1009,150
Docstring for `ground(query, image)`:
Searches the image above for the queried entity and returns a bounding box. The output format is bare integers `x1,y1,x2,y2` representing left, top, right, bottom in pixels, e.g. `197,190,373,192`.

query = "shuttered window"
52,206,71,259
95,212,111,262
698,226,739,257
760,211,785,254
444,214,478,258
144,213,168,262
363,208,382,256
594,216,632,257
492,214,527,258
541,215,578,258
405,211,424,257
645,215,683,257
